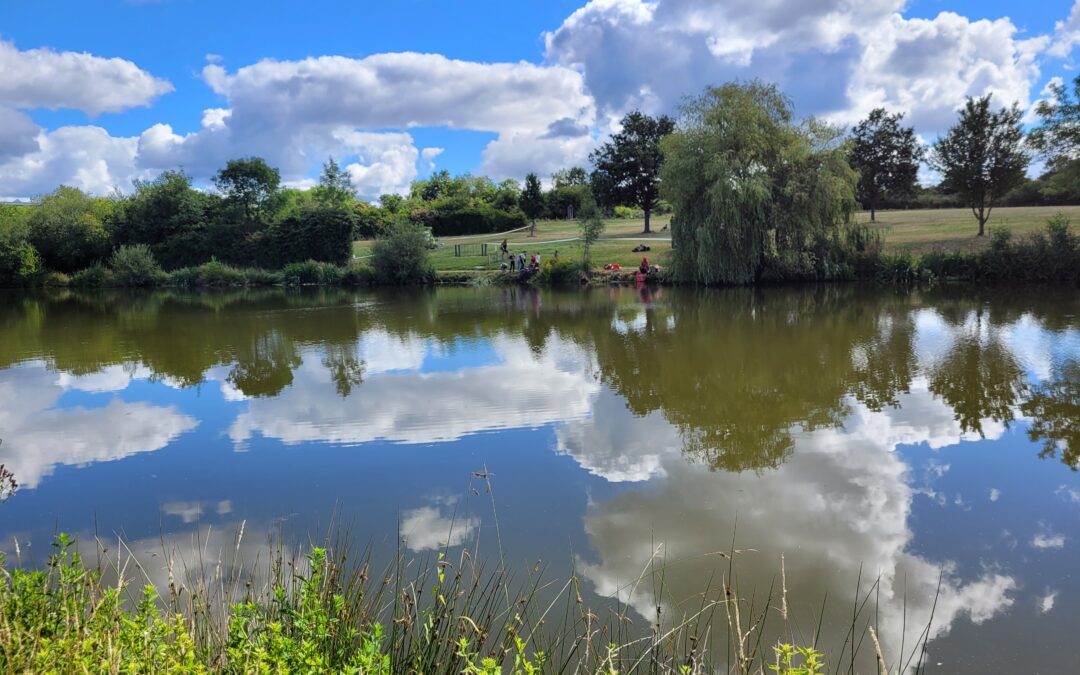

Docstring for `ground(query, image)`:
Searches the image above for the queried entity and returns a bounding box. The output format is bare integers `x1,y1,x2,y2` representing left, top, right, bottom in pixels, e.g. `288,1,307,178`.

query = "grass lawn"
859,205,1080,255
352,206,1080,272
354,214,673,272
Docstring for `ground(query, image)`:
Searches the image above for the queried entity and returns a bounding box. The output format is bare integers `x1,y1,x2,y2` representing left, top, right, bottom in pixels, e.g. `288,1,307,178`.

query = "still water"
0,285,1078,672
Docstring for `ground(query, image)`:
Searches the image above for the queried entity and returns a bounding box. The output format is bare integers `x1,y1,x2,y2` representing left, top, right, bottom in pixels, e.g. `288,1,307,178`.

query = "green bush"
193,259,247,287
110,244,162,287
40,270,71,288
371,222,435,285
424,205,526,237
282,261,344,286
341,264,376,286
613,205,642,219
71,263,114,288
259,206,355,268
0,220,41,287
531,259,584,286
26,186,114,273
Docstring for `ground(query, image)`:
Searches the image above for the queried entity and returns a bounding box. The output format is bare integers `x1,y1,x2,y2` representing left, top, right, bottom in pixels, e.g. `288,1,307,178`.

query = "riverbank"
5,214,1078,290
0,533,926,674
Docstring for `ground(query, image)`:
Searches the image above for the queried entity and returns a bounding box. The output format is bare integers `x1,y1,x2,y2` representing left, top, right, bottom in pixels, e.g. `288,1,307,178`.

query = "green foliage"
371,221,435,285
661,81,857,285
110,244,163,287
0,214,41,286
769,644,825,675
214,157,281,215
282,261,345,286
0,535,205,673
113,170,216,269
591,110,675,232
917,214,1080,285
519,173,544,228
260,206,356,267
165,260,282,288
849,108,923,220
311,157,356,207
530,259,583,287
613,205,642,219
578,193,606,271
71,263,114,288
27,186,115,273
423,204,526,237
930,95,1029,235
1029,74,1080,171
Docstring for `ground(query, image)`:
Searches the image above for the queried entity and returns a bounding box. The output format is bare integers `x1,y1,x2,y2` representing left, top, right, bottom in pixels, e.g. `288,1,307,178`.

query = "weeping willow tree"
661,81,858,285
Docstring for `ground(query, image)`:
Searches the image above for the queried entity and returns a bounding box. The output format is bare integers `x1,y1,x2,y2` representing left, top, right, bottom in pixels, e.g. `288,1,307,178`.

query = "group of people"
499,240,554,274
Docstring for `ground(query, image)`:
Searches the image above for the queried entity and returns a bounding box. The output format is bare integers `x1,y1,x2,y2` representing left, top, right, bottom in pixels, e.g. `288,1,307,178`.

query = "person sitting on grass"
639,257,650,275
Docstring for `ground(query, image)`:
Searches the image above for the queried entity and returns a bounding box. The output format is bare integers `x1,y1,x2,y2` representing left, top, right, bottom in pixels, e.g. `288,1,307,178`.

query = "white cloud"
0,125,142,198
228,334,599,447
1039,590,1058,613
0,106,40,162
400,504,479,552
1032,531,1066,550
0,362,198,489
990,488,1001,502
1049,1,1080,58
545,0,1046,137
133,52,597,197
0,39,171,115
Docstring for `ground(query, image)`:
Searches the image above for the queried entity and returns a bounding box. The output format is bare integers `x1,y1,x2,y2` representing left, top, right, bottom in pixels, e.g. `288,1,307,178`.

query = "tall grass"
0,522,938,674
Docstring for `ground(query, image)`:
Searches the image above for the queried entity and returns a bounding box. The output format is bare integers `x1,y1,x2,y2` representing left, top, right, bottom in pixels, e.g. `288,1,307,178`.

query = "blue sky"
0,0,1078,199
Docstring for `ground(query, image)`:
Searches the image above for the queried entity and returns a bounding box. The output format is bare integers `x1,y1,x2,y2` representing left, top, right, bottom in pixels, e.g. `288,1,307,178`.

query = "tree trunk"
530,217,536,237
643,207,651,234
870,205,876,222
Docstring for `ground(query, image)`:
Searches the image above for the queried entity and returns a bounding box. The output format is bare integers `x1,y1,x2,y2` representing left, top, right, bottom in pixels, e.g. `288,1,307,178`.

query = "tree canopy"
660,81,857,285
848,108,923,221
590,111,675,233
1029,75,1080,172
930,95,1029,236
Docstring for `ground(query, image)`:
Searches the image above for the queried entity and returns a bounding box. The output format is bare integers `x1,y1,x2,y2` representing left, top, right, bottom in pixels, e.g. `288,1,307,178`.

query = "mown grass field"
354,214,674,272
353,206,1080,272
861,205,1080,255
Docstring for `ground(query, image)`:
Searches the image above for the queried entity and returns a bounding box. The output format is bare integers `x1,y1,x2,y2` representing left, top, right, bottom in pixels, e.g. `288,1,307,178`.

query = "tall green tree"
660,82,857,285
519,173,544,236
1029,75,1080,171
214,157,281,221
848,108,923,221
26,186,115,273
577,192,605,271
590,111,675,233
312,157,355,207
930,96,1029,236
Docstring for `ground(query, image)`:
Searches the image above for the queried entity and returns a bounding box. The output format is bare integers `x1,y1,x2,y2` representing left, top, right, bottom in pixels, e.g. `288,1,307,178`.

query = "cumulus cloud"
1049,1,1080,58
0,106,40,162
132,53,598,198
400,502,480,552
545,0,1047,137
575,393,1017,670
0,362,198,489
228,334,599,447
0,39,171,115
0,125,142,198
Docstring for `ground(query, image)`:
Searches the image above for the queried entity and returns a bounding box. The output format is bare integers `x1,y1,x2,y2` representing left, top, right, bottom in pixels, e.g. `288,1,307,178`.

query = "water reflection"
0,285,1078,672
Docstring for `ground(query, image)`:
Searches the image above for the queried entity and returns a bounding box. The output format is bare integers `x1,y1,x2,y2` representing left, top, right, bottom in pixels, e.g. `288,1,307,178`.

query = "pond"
0,285,1077,672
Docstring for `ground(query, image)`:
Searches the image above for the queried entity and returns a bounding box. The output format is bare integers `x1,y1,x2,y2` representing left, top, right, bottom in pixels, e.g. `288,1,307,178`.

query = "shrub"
613,205,642,219
110,244,161,287
193,259,246,287
424,205,526,237
71,263,114,288
371,222,435,284
0,220,41,287
259,206,355,268
26,186,114,273
40,270,71,288
282,261,344,286
341,264,376,286
531,259,584,286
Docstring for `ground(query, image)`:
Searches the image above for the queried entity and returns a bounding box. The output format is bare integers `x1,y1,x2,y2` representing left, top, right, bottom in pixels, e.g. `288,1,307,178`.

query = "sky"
1,0,1078,200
